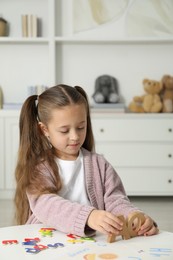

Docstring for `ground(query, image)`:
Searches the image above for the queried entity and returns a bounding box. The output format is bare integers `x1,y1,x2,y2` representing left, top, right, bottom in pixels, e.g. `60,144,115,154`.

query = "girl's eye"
59,126,85,133
60,130,69,133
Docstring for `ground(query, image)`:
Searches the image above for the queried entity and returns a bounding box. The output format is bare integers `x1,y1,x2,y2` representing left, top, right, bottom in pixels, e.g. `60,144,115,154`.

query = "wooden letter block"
107,212,145,243
128,212,145,237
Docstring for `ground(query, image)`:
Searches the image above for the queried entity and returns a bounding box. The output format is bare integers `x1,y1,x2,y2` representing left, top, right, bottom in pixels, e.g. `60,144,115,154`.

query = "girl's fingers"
97,212,124,234
96,225,110,235
104,215,123,231
144,226,159,236
138,216,159,236
87,210,124,235
140,216,152,230
101,220,122,235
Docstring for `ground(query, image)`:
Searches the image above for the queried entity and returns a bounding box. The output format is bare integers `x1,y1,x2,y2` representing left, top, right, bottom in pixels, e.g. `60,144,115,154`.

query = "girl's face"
40,104,87,160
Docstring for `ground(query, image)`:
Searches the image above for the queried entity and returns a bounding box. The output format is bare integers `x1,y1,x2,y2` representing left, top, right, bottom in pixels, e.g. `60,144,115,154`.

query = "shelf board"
0,37,49,44
55,36,173,44
91,112,173,119
1,36,173,44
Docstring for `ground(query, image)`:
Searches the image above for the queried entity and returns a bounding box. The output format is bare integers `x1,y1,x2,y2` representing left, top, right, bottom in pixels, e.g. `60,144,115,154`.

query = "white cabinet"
5,118,19,190
0,118,4,190
0,111,173,198
91,112,173,196
0,111,20,199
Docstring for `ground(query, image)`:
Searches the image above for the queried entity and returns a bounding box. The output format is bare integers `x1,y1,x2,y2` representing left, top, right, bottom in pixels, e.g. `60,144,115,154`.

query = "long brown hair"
14,84,95,224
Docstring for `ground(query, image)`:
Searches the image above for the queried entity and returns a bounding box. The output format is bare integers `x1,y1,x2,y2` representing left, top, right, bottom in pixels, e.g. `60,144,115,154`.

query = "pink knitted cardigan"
26,148,140,236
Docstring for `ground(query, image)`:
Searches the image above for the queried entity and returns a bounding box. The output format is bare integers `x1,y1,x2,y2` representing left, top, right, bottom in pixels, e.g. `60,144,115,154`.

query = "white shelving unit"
1,0,173,105
0,0,51,104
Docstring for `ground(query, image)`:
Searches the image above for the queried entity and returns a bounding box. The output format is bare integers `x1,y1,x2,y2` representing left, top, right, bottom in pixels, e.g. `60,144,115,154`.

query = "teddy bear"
128,78,163,113
128,95,145,113
92,75,119,103
161,75,173,113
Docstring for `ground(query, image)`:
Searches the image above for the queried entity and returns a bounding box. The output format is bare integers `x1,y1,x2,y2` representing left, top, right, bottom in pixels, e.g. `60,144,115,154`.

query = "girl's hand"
87,209,123,235
137,215,159,236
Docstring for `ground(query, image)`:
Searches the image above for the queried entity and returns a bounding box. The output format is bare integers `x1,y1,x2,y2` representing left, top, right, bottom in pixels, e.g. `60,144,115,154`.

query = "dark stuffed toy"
92,75,119,103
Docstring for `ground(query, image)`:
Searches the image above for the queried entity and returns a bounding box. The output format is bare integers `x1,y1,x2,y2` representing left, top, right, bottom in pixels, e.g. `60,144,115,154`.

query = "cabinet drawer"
5,118,19,189
116,168,173,196
0,118,4,189
96,143,173,167
92,118,173,141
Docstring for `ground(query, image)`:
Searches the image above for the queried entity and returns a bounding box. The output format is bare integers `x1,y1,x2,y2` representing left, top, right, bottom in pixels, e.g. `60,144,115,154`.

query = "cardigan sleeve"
26,161,95,237
26,192,95,236
102,159,142,217
82,148,141,217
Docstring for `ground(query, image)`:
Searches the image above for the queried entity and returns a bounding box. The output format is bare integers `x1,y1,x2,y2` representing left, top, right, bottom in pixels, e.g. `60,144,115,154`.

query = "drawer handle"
168,128,172,132
168,179,172,183
100,128,104,133
168,154,172,158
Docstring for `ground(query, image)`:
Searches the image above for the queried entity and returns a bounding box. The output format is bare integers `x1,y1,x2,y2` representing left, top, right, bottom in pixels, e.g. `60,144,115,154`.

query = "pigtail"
74,86,95,152
14,95,39,224
19,95,39,159
14,95,60,225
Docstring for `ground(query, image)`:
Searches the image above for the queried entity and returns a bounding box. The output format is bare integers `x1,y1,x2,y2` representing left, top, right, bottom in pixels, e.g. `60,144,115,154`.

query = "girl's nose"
69,130,79,141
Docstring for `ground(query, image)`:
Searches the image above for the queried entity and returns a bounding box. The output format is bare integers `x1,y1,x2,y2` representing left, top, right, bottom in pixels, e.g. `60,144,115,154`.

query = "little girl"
14,84,158,237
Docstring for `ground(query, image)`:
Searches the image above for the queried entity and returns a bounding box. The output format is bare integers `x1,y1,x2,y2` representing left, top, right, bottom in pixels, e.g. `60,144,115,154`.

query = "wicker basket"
0,18,7,36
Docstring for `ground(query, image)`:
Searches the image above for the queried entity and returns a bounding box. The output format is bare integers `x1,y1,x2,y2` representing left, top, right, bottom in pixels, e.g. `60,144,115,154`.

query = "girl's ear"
38,122,49,136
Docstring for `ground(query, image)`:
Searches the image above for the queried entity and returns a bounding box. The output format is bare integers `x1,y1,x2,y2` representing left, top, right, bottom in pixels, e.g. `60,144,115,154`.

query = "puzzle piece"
24,237,40,242
67,234,80,239
39,227,56,237
67,239,84,244
47,242,64,248
2,239,18,245
80,237,96,242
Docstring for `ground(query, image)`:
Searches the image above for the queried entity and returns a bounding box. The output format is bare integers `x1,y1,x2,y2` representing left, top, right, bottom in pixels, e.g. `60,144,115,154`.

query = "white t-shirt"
56,150,91,206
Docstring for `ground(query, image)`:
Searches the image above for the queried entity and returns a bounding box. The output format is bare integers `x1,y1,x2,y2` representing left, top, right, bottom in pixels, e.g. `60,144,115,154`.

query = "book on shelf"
3,103,22,110
27,85,49,96
21,14,38,37
90,102,126,113
32,15,38,37
27,85,37,96
21,15,28,37
27,14,33,37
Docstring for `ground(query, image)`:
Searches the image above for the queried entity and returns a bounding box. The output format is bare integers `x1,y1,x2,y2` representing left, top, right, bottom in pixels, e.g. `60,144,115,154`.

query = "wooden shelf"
55,36,173,44
0,37,49,44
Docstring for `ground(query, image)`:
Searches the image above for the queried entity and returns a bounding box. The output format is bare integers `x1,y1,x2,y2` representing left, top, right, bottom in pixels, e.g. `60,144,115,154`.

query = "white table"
0,224,173,260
